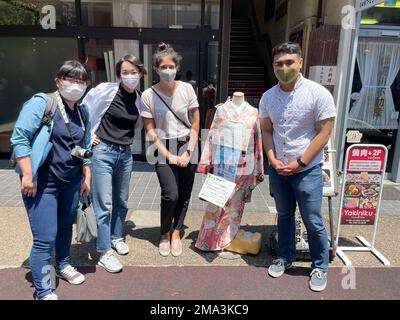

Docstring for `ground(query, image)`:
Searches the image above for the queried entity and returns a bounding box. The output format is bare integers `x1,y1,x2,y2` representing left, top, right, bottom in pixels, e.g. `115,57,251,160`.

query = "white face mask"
59,81,87,102
121,74,140,90
159,68,176,83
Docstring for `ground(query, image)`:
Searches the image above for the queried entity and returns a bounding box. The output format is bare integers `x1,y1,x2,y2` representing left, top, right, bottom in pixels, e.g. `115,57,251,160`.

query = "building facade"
0,0,224,159
1,0,399,181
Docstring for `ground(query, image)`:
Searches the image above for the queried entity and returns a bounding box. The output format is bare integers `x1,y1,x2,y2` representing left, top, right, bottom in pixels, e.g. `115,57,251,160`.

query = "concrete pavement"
1,208,400,300
1,160,400,300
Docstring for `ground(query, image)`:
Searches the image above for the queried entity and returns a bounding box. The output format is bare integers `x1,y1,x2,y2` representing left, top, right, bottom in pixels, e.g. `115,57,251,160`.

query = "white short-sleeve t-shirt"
141,81,199,139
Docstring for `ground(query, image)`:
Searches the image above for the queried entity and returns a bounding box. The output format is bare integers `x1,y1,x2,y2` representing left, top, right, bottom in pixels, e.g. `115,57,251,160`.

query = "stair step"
231,39,254,44
230,56,258,62
228,86,266,92
231,28,251,32
244,96,262,106
230,54,258,58
230,57,258,61
230,38,253,42
231,32,251,39
231,21,250,26
229,53,257,59
230,66,264,72
228,89,266,96
231,34,253,42
229,73,266,81
229,81,266,88
229,62,259,67
230,45,255,49
232,20,250,23
230,48,256,52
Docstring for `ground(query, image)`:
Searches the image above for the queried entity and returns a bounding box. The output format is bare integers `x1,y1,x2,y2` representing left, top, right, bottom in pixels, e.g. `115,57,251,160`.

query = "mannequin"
232,91,245,107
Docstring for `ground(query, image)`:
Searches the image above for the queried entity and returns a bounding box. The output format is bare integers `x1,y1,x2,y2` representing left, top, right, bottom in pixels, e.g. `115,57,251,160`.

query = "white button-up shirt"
259,74,336,170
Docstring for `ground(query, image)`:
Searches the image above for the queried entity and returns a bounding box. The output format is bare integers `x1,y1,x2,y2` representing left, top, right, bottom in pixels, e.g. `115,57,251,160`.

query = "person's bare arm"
17,156,37,197
80,165,91,195
179,108,200,167
260,117,285,173
142,117,179,164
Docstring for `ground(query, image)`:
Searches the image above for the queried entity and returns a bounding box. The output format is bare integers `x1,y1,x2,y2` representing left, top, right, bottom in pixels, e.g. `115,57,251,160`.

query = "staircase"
228,18,267,107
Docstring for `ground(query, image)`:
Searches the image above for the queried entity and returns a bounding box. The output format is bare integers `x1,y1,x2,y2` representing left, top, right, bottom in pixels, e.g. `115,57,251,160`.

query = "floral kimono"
195,99,264,251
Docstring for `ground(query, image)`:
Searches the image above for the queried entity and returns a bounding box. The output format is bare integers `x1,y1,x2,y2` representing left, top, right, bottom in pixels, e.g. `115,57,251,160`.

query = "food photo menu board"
340,145,387,225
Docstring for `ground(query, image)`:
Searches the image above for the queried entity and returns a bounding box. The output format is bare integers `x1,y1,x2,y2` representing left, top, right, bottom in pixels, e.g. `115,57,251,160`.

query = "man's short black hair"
272,42,303,58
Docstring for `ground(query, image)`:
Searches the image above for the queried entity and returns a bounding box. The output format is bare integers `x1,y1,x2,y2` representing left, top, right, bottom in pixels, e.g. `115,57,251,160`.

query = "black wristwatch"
297,157,307,168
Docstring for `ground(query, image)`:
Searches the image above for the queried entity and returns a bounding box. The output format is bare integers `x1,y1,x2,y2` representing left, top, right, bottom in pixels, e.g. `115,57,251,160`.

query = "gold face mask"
274,67,298,84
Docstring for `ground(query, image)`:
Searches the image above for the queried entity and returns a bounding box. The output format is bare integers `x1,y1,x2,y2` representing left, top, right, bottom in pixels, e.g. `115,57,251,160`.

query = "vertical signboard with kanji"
339,145,386,225
335,144,390,266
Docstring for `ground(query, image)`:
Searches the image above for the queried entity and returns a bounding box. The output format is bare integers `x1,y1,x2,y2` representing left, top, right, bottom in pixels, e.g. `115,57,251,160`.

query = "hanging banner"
339,145,387,225
356,0,384,11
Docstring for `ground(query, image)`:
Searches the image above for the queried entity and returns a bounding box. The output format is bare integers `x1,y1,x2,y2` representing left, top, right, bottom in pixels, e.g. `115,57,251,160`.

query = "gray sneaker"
309,268,328,292
56,265,85,285
268,258,293,278
97,249,123,273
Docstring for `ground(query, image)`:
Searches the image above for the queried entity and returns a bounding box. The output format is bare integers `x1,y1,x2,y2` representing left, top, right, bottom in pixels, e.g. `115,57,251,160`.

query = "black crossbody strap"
151,87,191,129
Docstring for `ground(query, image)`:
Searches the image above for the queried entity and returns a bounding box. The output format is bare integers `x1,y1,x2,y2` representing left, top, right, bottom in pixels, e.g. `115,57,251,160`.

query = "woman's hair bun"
158,42,170,52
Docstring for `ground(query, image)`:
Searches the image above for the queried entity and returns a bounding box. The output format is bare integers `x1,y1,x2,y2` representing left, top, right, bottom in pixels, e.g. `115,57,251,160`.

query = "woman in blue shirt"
11,60,92,300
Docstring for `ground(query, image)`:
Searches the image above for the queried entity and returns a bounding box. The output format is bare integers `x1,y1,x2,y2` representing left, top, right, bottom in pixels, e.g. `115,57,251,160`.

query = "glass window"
0,37,78,153
0,0,76,26
361,1,400,26
346,41,400,173
202,41,218,128
81,0,202,29
84,38,140,86
204,0,220,29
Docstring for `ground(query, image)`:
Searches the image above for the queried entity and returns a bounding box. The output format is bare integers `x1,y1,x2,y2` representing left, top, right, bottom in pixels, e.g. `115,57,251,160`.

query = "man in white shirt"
259,42,336,292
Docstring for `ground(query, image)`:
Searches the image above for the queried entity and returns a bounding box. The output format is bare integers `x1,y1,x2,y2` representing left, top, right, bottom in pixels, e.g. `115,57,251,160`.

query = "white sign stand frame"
335,144,390,266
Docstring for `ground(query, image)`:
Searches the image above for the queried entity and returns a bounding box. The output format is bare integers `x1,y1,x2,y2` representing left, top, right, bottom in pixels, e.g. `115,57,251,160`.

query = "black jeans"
155,138,197,235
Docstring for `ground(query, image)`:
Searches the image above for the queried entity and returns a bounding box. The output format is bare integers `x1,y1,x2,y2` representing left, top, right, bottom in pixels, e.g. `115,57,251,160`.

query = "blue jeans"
269,164,329,272
22,175,80,299
91,139,133,252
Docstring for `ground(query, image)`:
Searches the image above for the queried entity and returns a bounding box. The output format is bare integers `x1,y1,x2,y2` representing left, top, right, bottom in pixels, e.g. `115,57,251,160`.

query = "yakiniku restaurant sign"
339,144,387,225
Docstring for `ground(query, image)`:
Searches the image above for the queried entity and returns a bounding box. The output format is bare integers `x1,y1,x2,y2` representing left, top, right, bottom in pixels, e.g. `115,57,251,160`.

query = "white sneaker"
111,238,129,255
97,249,123,273
57,265,85,285
36,292,58,300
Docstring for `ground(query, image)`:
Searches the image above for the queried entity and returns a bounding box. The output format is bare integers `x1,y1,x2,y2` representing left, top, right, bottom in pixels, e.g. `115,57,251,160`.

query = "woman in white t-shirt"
141,43,200,257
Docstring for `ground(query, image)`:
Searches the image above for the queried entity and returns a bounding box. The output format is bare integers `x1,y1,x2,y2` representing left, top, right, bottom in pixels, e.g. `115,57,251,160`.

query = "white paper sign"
309,66,337,86
346,130,363,143
198,173,237,208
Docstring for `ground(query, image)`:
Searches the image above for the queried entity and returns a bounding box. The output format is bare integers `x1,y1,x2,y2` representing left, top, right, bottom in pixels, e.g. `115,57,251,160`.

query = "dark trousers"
155,162,197,235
